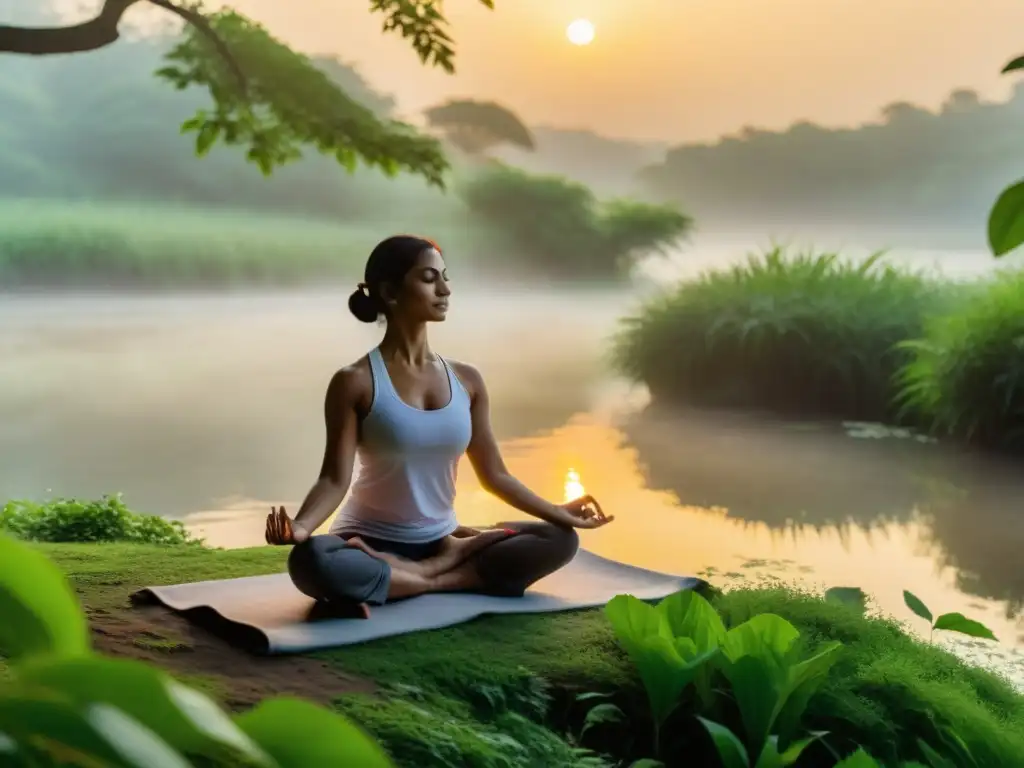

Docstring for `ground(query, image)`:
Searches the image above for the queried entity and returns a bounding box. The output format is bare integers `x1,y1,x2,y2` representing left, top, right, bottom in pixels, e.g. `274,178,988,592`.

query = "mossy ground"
14,543,1024,767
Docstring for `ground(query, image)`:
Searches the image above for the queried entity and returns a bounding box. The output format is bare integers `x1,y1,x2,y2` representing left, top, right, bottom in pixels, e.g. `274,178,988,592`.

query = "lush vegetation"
1,495,200,547
612,249,1024,452
459,165,692,281
2,499,1022,766
640,81,1024,241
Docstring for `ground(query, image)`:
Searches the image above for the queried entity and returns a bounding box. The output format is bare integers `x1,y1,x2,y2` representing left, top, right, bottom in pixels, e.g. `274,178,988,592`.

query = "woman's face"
390,247,451,323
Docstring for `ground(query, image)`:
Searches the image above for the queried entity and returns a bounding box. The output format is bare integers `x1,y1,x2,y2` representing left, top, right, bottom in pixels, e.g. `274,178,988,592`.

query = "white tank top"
328,347,472,543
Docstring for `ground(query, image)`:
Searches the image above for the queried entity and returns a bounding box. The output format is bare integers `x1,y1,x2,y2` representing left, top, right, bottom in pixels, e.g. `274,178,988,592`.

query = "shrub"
896,268,1024,452
611,248,946,420
459,164,691,280
1,495,201,546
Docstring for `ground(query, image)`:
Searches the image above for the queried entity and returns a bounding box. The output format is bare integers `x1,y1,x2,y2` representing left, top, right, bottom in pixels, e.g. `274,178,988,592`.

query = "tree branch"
0,0,140,55
145,0,247,93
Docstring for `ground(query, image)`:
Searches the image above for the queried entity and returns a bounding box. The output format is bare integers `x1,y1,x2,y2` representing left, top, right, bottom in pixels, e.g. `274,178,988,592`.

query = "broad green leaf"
824,587,868,615
717,654,780,751
696,718,748,768
987,180,1024,257
832,747,882,767
754,732,827,768
0,694,144,768
15,655,269,765
917,738,957,768
195,122,221,156
628,634,696,726
657,590,726,650
84,705,191,768
579,703,626,740
772,642,843,745
902,590,933,624
234,696,393,767
932,612,998,641
0,533,90,661
628,761,666,768
721,614,800,667
605,594,672,646
1002,55,1024,73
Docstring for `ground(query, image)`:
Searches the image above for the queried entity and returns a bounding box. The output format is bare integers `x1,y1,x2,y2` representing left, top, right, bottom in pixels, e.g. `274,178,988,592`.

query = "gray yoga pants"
287,521,580,605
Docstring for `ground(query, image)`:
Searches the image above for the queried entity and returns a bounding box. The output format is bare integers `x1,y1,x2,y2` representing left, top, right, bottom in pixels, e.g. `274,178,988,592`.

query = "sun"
566,18,595,46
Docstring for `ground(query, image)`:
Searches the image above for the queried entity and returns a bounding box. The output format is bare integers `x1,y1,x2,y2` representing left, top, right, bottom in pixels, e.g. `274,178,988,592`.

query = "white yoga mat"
132,549,703,655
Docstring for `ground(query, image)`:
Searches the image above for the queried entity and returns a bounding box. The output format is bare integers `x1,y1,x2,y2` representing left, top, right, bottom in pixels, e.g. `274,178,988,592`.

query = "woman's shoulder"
325,356,374,405
445,358,485,396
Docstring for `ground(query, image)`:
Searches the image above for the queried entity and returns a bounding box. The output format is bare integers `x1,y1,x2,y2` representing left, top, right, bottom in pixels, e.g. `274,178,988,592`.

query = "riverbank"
612,249,1024,455
7,537,1022,767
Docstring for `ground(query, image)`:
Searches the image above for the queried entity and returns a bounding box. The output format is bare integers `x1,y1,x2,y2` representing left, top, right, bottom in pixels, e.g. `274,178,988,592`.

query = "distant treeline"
641,86,1024,235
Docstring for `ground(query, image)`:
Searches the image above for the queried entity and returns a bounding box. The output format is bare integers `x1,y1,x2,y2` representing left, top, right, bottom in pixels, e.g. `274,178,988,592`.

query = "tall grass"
612,248,948,421
896,269,1024,452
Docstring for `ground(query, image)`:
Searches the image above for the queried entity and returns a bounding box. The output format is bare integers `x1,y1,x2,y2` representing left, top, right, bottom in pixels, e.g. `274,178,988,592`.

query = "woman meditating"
264,235,614,617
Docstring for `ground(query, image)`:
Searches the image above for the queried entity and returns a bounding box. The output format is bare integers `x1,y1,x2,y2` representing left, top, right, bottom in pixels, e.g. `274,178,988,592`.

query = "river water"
2,262,1023,686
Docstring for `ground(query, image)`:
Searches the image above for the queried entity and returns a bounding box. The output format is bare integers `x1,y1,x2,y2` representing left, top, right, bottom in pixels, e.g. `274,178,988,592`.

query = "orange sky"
168,0,1024,143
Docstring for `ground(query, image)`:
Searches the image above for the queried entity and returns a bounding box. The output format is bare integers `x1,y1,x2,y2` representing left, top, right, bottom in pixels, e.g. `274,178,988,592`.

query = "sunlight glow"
565,18,595,46
563,467,586,502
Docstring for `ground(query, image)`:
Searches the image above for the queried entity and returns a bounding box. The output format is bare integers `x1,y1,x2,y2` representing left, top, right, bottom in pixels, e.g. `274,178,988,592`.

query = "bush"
611,248,947,420
896,268,1024,452
1,495,201,546
459,164,691,281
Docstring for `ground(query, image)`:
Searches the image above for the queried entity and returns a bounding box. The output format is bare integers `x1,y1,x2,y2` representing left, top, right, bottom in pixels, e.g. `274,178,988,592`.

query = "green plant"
611,249,943,420
988,55,1024,257
0,532,392,766
901,591,998,644
895,270,1024,451
459,164,691,280
1,495,201,547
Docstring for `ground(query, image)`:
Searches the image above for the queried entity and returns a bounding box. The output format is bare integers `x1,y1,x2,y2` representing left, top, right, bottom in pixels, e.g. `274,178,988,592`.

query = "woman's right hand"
265,506,309,545
557,495,614,529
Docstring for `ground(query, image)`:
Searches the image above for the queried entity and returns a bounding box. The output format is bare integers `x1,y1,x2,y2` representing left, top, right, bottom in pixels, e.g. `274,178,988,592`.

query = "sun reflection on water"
563,467,585,502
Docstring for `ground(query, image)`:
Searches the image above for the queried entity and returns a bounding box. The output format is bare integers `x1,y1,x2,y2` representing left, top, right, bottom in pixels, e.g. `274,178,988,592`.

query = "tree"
423,98,534,157
0,0,497,188
989,54,1024,257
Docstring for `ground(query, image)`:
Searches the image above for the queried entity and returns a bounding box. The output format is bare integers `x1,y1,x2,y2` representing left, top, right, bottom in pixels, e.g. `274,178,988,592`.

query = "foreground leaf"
832,747,881,767
1002,55,1024,73
754,732,827,768
824,587,868,615
902,590,933,624
933,612,998,641
235,697,393,767
15,655,269,764
772,642,843,746
697,718,748,768
988,179,1024,257
0,533,89,661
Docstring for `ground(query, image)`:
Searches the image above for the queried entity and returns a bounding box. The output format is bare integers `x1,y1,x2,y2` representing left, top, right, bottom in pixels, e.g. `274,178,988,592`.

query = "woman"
265,235,614,617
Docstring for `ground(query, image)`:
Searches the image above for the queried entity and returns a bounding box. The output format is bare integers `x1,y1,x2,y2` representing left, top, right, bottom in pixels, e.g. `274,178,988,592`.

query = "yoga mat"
132,549,704,655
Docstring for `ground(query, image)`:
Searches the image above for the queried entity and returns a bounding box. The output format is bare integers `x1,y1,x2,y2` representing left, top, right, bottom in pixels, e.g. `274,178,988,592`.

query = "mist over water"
3,243,1024,685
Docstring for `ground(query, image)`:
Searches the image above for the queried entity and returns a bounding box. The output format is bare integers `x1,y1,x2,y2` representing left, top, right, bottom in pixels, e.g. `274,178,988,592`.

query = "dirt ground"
85,603,376,710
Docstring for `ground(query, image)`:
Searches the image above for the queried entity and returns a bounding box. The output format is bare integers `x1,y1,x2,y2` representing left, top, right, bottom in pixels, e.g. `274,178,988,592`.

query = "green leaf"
832,747,882,767
0,694,178,768
657,590,726,650
628,761,665,768
932,612,998,641
195,122,221,156
772,642,843,746
605,595,672,644
988,180,1024,257
754,732,827,768
579,703,626,740
696,718,749,768
917,738,957,768
824,587,868,615
574,691,614,703
902,590,933,624
1002,55,1024,73
234,696,393,767
0,533,90,662
15,655,269,765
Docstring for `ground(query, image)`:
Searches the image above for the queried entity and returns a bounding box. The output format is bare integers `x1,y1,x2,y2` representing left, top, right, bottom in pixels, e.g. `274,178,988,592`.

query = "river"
2,268,1022,687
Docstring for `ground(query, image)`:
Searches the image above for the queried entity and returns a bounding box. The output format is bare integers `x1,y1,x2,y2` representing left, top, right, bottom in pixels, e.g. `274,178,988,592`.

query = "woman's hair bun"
348,284,379,323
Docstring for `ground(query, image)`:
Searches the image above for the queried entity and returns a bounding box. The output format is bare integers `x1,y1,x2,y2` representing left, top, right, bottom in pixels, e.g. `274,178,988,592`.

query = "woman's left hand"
557,495,614,529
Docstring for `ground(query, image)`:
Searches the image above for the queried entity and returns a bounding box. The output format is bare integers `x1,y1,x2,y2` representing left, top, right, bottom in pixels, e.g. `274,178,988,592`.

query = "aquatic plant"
0,532,392,766
895,269,1024,452
1,495,202,547
611,249,943,421
901,591,998,644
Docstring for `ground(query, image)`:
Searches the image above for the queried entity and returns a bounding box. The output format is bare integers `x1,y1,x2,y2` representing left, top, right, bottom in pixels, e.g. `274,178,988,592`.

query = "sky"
121,0,1024,143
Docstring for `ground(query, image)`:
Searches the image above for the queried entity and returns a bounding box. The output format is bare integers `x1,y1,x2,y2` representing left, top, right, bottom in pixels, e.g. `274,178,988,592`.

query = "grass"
612,248,949,421
17,540,1024,767
0,199,497,289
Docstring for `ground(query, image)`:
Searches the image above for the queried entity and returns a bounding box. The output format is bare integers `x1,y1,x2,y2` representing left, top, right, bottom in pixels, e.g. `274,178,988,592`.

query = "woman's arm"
287,367,363,541
456,362,598,529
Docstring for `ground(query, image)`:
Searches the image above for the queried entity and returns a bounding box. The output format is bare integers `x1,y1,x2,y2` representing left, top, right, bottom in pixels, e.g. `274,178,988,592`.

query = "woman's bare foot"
344,536,423,574
345,529,513,579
